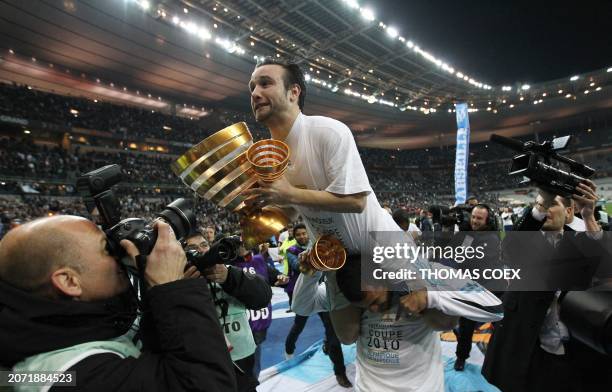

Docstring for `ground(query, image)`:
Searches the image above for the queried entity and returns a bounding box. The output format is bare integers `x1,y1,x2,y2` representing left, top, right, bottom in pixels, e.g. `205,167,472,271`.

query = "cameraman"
184,231,272,392
0,216,236,391
483,180,609,392
445,204,502,371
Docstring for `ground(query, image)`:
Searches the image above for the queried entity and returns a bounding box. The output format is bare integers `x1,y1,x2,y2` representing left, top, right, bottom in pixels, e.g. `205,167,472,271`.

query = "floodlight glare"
386,26,399,38
361,7,375,21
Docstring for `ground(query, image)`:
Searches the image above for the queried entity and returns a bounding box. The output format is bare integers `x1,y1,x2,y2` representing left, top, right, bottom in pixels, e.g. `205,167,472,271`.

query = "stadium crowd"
1,82,611,237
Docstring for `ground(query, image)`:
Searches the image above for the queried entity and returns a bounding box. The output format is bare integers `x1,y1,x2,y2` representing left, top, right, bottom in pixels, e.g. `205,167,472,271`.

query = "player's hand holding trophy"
172,122,345,270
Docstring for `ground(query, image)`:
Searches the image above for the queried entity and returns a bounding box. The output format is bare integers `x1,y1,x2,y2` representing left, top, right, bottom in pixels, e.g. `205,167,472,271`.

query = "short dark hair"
336,259,365,303
255,57,306,110
558,196,572,208
392,208,411,226
292,223,307,238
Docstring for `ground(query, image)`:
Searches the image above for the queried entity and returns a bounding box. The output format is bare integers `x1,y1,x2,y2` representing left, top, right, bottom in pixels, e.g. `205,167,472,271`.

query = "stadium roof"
0,0,611,148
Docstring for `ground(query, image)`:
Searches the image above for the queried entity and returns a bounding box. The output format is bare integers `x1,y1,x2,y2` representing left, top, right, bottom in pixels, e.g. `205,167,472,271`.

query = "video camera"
77,164,195,265
428,204,472,228
490,134,595,197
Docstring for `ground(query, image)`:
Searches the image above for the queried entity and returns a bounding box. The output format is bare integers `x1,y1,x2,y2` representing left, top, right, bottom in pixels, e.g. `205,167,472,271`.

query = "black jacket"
220,264,272,310
0,278,237,392
482,207,607,392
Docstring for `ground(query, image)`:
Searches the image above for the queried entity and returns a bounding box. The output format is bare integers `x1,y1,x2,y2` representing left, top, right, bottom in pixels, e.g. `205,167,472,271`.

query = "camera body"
185,235,242,270
491,134,595,197
77,164,196,260
429,204,472,229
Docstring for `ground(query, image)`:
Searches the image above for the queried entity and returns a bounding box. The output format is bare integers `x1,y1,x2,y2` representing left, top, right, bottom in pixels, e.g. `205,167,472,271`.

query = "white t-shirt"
566,216,586,232
356,309,443,392
291,272,443,392
408,222,422,234
283,113,402,254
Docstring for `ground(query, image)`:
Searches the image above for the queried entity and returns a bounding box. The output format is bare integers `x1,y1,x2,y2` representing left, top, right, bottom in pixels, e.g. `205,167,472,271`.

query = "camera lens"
156,198,196,241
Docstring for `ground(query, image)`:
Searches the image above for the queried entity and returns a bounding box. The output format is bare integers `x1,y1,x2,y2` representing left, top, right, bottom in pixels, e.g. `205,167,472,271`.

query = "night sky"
373,0,612,85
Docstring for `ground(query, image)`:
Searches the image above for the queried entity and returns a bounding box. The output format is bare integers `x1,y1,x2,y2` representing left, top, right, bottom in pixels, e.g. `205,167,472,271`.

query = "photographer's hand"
183,265,201,279
203,264,229,284
121,220,187,288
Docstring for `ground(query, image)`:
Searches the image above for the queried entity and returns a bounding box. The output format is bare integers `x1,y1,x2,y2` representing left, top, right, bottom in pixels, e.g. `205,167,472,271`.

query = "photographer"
184,232,272,392
482,179,609,392
232,242,288,380
0,216,236,391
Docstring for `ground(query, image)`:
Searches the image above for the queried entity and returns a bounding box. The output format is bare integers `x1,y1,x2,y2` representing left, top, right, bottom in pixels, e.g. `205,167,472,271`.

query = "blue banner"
454,103,470,205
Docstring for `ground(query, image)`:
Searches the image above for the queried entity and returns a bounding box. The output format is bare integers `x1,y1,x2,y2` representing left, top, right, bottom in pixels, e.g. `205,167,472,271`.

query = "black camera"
77,164,196,262
429,204,472,228
185,235,242,270
491,134,595,197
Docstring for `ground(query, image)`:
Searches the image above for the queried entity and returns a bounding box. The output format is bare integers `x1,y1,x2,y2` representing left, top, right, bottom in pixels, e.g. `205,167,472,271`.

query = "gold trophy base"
240,206,290,249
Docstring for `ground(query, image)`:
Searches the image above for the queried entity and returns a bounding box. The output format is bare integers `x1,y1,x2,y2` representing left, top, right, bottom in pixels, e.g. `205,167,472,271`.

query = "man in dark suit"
482,180,606,392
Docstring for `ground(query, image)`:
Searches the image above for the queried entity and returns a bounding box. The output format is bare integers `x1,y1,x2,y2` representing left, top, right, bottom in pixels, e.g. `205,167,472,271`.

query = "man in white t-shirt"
292,257,503,392
243,58,402,315
243,58,400,253
242,57,504,320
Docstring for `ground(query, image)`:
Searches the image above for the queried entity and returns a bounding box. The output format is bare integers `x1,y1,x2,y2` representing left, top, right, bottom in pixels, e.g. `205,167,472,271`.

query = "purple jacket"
233,254,274,332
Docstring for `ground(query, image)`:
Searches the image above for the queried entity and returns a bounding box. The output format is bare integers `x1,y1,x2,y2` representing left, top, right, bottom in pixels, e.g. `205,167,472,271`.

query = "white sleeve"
422,262,503,322
291,272,330,316
427,289,503,323
318,121,372,195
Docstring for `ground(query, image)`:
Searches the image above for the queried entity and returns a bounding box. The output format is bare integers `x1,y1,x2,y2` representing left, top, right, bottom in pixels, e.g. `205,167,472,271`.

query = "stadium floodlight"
198,28,211,40
406,40,414,48
570,75,579,81
361,7,375,21
607,67,612,72
558,90,563,94
502,86,512,91
565,93,572,98
386,26,399,38
596,87,602,91
172,16,180,25
344,0,359,9
584,90,589,94
521,84,530,90
137,0,150,11
185,22,198,34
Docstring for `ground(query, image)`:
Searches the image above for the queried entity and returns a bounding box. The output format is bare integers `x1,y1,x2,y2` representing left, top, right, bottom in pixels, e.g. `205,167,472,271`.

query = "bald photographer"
0,216,236,391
